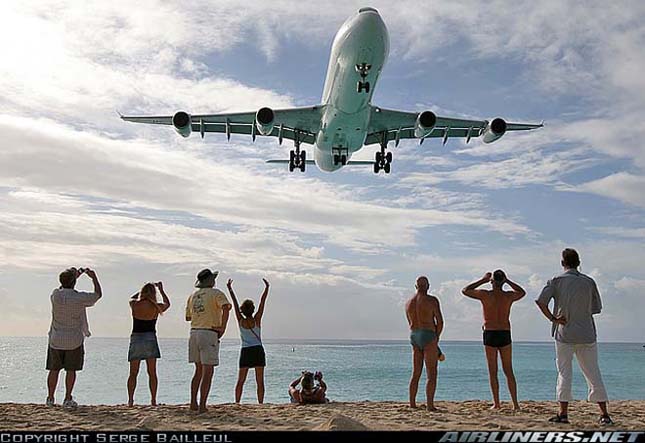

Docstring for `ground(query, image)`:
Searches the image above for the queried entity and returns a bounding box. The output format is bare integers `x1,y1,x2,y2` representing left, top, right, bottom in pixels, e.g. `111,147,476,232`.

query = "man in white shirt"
536,248,612,425
46,267,102,408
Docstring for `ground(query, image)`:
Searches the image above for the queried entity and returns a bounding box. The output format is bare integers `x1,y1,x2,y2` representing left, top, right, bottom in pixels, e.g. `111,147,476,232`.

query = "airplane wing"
120,106,324,145
365,106,543,146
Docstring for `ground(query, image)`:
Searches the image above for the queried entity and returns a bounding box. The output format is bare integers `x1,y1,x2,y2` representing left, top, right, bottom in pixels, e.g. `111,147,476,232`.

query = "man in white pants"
535,248,612,425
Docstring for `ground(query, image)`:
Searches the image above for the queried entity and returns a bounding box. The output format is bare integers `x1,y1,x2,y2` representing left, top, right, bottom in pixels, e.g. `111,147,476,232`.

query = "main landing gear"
373,131,392,174
356,63,371,94
288,130,306,172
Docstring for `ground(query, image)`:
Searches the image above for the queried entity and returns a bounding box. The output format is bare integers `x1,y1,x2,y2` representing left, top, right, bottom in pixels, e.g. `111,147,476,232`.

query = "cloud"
579,173,645,208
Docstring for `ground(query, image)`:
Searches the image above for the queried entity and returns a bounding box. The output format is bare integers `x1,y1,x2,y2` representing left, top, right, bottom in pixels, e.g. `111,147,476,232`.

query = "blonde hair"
139,283,163,315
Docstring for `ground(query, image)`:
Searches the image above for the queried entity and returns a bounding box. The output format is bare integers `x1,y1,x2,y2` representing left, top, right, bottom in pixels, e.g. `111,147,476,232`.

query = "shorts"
239,345,266,368
128,332,161,362
483,330,512,348
46,345,84,371
189,329,220,366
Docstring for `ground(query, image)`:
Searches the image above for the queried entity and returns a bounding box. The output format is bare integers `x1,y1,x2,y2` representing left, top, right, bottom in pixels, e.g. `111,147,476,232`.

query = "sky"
0,0,644,342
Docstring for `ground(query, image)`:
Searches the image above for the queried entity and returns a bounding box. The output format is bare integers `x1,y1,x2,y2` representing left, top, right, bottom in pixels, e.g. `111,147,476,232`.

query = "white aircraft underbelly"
315,9,389,172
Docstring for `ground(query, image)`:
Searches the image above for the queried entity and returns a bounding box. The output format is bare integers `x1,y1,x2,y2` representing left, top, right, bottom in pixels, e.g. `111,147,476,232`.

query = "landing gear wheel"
340,154,347,165
333,154,340,165
386,152,392,163
289,150,295,172
384,163,391,174
357,81,370,93
299,150,306,172
373,162,380,174
375,151,382,163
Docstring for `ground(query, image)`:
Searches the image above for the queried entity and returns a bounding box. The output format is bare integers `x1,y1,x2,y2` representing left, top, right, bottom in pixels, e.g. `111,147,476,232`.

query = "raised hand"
262,278,270,288
227,279,233,288
483,272,492,281
155,281,164,291
84,268,97,278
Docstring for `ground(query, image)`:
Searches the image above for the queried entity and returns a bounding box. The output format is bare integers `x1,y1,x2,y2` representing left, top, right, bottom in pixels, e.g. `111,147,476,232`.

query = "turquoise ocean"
1,337,643,405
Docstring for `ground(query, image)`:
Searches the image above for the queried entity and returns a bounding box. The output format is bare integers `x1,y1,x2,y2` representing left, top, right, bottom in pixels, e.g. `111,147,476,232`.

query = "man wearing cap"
186,268,232,412
46,267,102,408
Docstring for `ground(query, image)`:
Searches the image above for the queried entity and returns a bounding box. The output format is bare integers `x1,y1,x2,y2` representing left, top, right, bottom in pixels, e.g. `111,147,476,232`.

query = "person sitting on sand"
127,282,171,407
226,278,270,404
46,267,102,408
289,371,328,404
462,270,525,411
186,268,232,413
535,248,612,425
405,276,444,411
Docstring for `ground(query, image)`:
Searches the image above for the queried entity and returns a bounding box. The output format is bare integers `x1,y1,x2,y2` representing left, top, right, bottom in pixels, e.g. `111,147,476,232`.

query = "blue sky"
0,1,644,341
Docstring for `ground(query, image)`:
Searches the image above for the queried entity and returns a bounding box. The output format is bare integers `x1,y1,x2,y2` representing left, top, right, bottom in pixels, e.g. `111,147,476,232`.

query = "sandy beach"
1,401,644,431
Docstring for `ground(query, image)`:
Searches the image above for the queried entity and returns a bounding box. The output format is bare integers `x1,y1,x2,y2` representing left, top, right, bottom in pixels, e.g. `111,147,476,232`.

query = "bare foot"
409,403,417,409
150,401,158,407
198,406,208,414
426,405,438,412
190,403,199,411
490,404,501,410
127,401,134,408
513,404,521,412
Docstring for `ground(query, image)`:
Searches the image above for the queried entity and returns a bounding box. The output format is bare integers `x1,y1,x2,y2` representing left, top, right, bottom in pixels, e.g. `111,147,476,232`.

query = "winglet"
116,110,124,119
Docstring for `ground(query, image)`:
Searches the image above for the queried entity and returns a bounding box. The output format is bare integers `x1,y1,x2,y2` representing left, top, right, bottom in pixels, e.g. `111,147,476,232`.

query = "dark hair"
492,269,506,283
240,299,255,318
301,371,314,390
59,268,77,289
562,248,580,268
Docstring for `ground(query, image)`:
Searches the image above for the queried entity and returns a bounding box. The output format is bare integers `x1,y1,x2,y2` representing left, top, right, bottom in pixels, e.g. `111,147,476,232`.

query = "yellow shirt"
185,288,231,329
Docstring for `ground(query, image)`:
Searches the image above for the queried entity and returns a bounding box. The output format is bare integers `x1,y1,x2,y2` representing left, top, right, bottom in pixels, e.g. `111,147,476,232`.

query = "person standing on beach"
462,270,525,410
46,267,102,408
226,278,270,404
405,276,444,411
185,269,231,413
535,248,612,425
127,282,171,407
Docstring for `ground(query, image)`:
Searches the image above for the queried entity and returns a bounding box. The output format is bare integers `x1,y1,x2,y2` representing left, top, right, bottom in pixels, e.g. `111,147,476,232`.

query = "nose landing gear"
356,63,371,94
333,147,349,166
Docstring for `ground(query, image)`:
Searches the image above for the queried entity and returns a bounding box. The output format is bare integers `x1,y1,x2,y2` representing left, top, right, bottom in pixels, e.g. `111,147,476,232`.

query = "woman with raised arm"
227,278,270,404
127,282,170,407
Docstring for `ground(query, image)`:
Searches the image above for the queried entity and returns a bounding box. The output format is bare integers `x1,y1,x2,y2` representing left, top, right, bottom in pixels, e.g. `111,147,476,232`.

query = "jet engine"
172,111,192,138
255,107,275,135
414,111,437,138
482,118,507,143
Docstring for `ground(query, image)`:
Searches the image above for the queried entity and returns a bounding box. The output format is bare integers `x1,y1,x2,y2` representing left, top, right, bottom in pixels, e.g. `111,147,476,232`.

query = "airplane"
121,7,543,174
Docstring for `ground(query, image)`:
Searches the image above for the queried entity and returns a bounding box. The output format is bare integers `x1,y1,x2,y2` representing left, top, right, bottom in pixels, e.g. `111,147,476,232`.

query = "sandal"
548,414,569,424
599,415,613,426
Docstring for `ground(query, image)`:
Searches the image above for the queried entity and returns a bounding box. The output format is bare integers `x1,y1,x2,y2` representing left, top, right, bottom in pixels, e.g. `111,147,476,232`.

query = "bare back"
406,293,439,331
479,289,515,330
130,300,160,321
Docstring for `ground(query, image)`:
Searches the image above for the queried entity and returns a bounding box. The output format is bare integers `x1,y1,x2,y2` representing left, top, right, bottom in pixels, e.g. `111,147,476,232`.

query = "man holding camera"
46,267,102,407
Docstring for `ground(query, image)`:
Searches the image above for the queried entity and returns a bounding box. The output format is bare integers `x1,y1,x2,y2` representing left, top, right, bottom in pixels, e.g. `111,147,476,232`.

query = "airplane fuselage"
315,8,389,172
